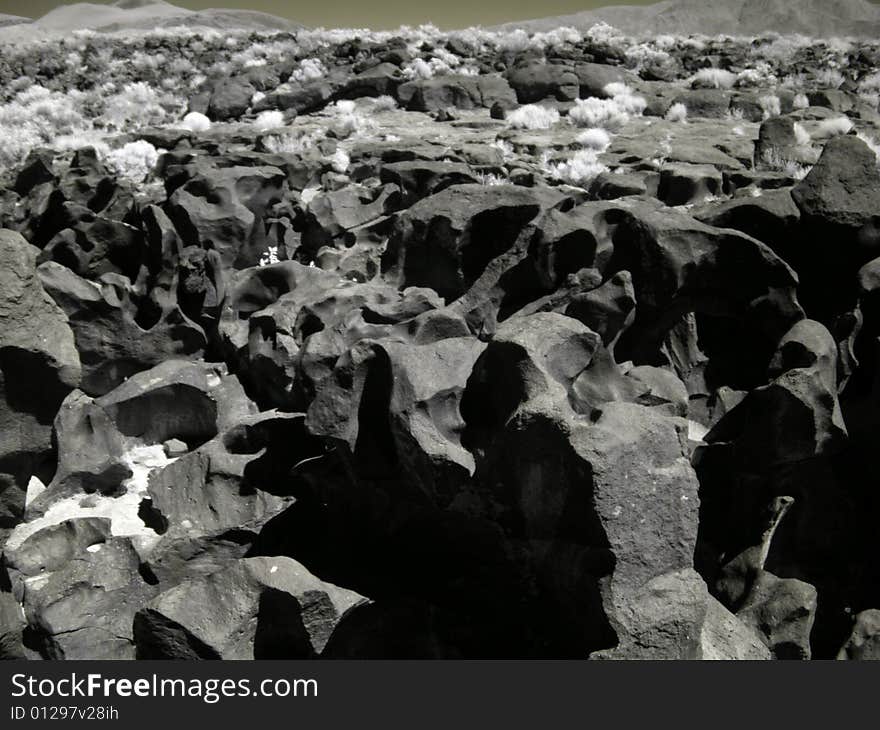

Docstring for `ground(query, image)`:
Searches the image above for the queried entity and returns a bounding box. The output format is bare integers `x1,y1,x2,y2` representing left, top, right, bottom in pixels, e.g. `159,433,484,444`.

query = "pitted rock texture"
1,12,880,660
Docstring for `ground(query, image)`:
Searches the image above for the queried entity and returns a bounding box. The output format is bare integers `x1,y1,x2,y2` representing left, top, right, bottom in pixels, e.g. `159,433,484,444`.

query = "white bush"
291,58,327,83
403,57,435,80
371,95,398,112
816,69,845,89
624,43,672,72
690,68,736,90
530,26,582,51
665,102,688,122
814,116,854,138
180,111,211,132
327,99,375,138
506,104,560,130
0,85,91,167
496,29,530,53
102,140,162,183
263,129,324,155
793,122,812,147
860,71,880,94
576,127,611,151
585,21,625,47
490,138,515,160
105,82,178,131
603,82,634,98
759,94,782,119
793,93,810,110
569,86,645,131
760,148,812,179
477,172,506,186
603,83,647,115
543,149,608,187
254,110,285,131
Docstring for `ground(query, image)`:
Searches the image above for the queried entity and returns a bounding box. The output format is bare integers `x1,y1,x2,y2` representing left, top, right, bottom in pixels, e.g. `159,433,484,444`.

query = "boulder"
837,609,880,660
398,74,516,112
0,230,80,530
206,76,257,121
133,557,366,659
507,62,580,103
383,184,566,302
37,262,206,396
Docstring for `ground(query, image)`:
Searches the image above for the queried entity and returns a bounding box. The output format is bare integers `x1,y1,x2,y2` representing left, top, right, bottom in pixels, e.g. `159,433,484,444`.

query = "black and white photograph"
0,0,879,677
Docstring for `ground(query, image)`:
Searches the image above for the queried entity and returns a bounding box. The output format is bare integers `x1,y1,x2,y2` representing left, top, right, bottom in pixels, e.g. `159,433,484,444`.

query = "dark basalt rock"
791,135,880,235
205,76,257,121
37,262,206,397
167,164,286,270
507,62,580,103
0,230,80,532
2,24,880,662
133,557,366,659
838,609,880,660
383,184,567,302
4,520,158,659
398,74,517,112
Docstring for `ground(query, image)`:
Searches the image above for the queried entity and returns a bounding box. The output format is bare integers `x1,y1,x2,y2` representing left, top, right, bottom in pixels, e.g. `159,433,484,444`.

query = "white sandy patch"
5,445,174,555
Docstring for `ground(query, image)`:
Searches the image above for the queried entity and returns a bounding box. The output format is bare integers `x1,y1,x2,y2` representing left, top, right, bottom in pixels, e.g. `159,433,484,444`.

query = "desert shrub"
477,171,506,185
690,68,736,89
495,29,531,54
813,116,854,138
327,99,376,138
576,127,611,151
624,43,672,72
793,122,812,147
263,129,324,155
370,95,398,112
760,148,812,179
542,149,608,187
291,58,327,83
759,94,782,119
104,82,181,131
569,83,645,130
254,110,285,131
735,64,778,88
815,69,846,89
0,85,91,167
102,140,163,183
506,104,560,130
665,102,688,122
860,71,880,94
585,21,625,49
490,138,515,160
180,111,211,132
758,34,812,64
530,26,582,51
569,98,628,130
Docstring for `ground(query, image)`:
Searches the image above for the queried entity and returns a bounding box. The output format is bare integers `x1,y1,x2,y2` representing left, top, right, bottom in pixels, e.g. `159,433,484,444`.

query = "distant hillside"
1,0,298,39
496,0,880,38
0,13,32,28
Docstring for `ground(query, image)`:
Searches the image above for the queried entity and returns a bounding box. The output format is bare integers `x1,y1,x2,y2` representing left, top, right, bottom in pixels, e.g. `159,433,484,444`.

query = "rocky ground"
1,21,880,660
